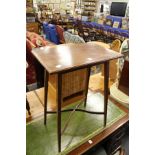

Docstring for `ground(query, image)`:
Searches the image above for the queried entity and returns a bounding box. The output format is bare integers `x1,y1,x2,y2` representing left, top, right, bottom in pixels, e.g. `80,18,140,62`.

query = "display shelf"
84,9,96,11
82,0,97,16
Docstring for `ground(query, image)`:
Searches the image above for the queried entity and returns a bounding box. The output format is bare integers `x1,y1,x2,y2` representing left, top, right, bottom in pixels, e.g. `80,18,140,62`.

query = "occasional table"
32,43,123,152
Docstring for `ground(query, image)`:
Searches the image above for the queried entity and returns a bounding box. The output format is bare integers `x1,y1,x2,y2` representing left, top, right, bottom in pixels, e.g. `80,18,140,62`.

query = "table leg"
26,98,31,115
104,61,109,127
57,73,62,152
26,86,31,115
44,70,49,125
84,67,91,107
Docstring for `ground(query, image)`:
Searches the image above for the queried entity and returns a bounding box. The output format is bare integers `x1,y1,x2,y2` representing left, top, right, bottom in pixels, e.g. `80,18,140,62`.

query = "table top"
32,43,123,74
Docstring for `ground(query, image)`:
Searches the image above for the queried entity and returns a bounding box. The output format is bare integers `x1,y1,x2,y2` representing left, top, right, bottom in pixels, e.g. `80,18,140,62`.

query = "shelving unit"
82,0,97,16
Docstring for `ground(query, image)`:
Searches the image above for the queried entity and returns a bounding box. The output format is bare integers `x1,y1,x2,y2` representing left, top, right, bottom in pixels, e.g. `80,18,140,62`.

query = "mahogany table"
32,43,123,153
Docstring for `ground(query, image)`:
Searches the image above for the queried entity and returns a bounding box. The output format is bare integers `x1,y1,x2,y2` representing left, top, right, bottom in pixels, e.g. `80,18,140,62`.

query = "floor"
26,73,129,155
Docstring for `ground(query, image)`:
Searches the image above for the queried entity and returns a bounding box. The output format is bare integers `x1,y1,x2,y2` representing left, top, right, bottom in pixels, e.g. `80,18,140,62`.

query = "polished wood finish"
57,73,62,152
31,43,123,153
26,98,31,115
44,70,49,125
104,61,109,126
32,43,123,74
26,22,39,34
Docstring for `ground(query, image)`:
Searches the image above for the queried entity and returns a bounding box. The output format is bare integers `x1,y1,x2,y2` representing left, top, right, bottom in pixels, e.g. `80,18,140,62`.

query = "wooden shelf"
82,0,96,16
84,9,95,10
84,4,96,6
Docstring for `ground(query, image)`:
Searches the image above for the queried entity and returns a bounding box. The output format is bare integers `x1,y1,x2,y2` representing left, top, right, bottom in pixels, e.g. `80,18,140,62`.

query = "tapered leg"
104,61,109,127
57,73,62,152
44,70,49,125
26,86,31,115
26,98,31,115
84,67,91,107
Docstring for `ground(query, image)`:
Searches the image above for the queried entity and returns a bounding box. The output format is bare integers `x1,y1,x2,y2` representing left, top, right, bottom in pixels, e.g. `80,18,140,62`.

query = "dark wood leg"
44,70,49,125
104,61,109,127
84,67,91,107
26,98,31,115
57,73,62,152
26,86,31,115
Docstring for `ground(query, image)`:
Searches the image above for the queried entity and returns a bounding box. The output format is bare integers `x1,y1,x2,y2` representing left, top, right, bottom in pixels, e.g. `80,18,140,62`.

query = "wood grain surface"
32,43,123,74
